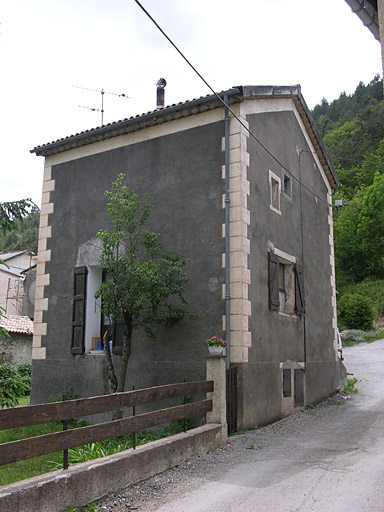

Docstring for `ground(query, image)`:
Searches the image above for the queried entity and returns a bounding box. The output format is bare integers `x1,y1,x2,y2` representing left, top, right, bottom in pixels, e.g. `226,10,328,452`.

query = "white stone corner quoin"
221,105,252,364
32,165,55,360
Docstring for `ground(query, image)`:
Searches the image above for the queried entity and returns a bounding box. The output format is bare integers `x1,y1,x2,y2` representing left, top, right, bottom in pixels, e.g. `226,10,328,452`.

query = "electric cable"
335,219,384,246
335,241,384,247
135,0,384,254
133,0,334,208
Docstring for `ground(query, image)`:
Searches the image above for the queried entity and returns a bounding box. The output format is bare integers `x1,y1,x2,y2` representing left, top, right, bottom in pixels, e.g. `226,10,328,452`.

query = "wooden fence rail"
0,380,213,467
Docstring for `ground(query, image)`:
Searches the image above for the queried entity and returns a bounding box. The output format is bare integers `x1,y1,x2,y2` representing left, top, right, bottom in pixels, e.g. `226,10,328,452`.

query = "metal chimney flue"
156,78,167,108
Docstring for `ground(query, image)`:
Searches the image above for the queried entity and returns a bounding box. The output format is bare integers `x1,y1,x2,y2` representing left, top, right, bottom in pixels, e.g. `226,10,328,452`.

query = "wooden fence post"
206,354,227,441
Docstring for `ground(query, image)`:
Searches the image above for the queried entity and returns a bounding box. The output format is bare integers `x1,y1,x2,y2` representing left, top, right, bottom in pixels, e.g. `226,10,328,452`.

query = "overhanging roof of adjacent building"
31,85,340,189
0,315,33,335
345,0,380,40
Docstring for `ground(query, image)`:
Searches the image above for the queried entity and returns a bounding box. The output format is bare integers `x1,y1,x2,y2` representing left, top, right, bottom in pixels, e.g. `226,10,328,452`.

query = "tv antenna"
73,85,131,125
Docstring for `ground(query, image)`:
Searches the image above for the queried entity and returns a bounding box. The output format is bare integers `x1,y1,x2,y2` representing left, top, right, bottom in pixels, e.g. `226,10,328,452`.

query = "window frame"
268,249,304,316
282,169,292,199
269,170,282,215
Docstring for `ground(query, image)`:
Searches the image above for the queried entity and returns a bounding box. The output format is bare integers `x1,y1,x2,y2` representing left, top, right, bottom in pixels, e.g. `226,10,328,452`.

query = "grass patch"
230,425,258,436
344,378,358,394
17,395,30,407
0,420,63,486
343,332,384,347
364,334,384,343
67,504,100,512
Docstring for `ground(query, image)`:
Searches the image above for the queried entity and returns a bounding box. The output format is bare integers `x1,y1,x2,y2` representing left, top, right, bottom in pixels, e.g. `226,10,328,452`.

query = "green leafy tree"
334,172,384,283
0,200,35,235
334,190,364,284
357,173,384,278
95,174,195,396
0,205,40,254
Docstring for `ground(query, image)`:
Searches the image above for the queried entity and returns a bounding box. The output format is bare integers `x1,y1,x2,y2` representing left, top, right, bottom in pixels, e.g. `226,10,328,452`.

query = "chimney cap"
156,78,167,88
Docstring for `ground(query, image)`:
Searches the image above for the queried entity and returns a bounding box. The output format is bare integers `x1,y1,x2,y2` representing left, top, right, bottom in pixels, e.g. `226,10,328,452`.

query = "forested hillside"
312,75,384,328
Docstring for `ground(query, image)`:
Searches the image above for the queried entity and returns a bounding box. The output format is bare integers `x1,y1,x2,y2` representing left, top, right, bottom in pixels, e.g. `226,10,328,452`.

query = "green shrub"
17,361,32,396
338,278,384,319
338,293,374,331
0,362,30,408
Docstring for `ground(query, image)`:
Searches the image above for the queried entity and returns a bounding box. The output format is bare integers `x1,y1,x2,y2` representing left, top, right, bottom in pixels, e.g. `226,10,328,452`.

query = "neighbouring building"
30,85,342,429
0,314,33,365
344,0,384,80
0,251,36,317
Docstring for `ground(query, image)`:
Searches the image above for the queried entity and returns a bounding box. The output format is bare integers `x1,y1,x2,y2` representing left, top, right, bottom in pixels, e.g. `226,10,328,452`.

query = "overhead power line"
133,0,333,208
335,219,384,247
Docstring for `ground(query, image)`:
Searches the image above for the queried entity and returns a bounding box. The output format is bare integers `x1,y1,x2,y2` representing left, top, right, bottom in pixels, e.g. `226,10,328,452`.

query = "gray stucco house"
30,85,341,429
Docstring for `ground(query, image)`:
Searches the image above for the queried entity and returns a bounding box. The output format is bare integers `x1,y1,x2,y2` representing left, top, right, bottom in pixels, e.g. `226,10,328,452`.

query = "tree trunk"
103,330,118,394
118,312,133,393
111,313,132,420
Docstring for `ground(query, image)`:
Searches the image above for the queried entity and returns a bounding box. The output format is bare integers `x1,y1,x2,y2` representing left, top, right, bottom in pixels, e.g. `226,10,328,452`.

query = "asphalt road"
152,339,384,512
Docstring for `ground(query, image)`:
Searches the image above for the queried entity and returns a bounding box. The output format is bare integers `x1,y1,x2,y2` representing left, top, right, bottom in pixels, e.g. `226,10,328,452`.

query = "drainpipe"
298,149,307,367
224,95,230,370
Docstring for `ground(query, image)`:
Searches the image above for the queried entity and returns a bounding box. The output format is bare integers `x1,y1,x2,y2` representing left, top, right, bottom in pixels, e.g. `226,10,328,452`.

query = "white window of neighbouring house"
268,248,305,316
269,170,281,214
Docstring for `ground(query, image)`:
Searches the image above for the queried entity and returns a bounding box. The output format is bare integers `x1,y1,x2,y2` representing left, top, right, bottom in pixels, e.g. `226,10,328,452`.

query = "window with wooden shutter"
294,264,305,316
268,252,280,310
71,266,88,354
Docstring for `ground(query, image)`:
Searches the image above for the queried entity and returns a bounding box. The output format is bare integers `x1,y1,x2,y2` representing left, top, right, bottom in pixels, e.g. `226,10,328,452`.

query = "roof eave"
31,88,241,157
31,84,339,190
240,85,340,190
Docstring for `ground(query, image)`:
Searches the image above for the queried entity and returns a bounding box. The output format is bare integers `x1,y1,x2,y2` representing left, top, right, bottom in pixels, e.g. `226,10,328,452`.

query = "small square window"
283,173,292,198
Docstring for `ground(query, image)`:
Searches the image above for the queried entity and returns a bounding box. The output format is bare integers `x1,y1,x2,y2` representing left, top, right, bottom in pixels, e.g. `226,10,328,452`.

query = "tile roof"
0,315,33,335
0,263,22,277
30,87,241,157
0,251,28,261
30,84,339,189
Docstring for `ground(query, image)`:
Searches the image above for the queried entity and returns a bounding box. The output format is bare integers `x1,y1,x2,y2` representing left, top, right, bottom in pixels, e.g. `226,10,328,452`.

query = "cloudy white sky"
0,0,382,207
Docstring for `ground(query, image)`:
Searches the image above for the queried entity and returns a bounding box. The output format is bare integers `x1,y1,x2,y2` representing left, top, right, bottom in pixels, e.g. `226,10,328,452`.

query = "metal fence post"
62,394,68,470
132,384,136,450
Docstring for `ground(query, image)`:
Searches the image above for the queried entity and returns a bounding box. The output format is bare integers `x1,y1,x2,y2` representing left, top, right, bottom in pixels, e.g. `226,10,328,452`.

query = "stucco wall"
31,119,226,404
237,107,339,428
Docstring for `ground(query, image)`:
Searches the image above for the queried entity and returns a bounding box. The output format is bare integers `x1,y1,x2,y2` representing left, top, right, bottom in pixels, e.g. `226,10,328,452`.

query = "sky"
0,0,382,207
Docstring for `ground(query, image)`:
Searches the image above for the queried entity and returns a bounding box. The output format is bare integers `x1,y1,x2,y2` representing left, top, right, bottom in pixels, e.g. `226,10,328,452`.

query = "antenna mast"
73,85,131,125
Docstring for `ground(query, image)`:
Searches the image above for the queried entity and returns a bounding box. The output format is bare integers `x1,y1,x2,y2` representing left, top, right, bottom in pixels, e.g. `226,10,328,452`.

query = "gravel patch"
87,392,353,512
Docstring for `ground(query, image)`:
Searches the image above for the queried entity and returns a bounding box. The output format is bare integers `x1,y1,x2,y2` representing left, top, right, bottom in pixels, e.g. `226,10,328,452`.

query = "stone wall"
0,334,32,365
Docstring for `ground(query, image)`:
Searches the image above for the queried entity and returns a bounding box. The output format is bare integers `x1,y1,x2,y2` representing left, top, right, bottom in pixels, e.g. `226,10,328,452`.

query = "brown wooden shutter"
268,252,280,310
294,264,305,316
71,266,88,354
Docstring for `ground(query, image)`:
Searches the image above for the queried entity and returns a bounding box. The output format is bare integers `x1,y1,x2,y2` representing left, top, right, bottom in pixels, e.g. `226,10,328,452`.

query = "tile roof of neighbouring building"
0,315,33,335
0,251,29,261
